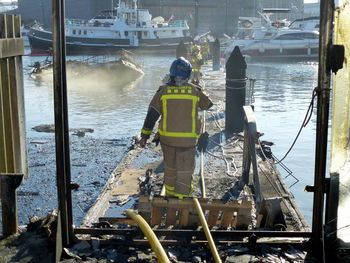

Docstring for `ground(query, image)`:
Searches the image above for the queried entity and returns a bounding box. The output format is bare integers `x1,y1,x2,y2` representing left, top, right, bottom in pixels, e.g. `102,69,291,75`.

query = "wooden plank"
138,196,151,223
111,169,145,195
207,200,222,227
236,204,252,230
165,198,178,225
0,58,15,173
13,55,27,177
207,209,220,227
0,66,7,173
0,39,24,58
166,208,177,226
179,208,189,226
5,14,13,38
8,57,20,173
241,125,252,187
13,15,21,38
152,198,244,211
221,210,234,227
0,14,7,38
150,207,162,226
98,217,136,226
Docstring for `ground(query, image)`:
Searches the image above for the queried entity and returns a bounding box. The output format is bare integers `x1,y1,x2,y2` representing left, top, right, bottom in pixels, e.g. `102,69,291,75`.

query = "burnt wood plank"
150,207,162,226
221,210,234,228
179,208,189,226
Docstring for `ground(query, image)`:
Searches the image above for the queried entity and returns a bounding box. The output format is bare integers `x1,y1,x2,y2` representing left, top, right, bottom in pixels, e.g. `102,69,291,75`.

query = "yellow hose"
193,198,222,263
125,209,170,263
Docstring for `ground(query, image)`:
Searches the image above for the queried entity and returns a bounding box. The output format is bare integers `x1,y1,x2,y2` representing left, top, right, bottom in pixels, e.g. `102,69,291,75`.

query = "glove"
152,132,160,146
197,132,209,153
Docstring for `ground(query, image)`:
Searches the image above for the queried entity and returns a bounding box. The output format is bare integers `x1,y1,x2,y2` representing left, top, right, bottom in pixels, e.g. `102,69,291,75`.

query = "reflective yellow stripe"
158,130,199,138
166,190,192,199
167,86,192,90
159,93,200,138
193,68,200,72
165,184,174,191
141,129,152,135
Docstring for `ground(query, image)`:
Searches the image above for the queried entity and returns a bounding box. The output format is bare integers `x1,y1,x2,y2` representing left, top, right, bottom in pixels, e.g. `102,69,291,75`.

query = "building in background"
15,0,306,35
16,0,111,27
304,1,320,17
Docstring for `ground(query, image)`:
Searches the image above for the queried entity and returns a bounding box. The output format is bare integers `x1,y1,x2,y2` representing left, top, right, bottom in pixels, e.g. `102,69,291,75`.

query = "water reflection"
248,61,318,223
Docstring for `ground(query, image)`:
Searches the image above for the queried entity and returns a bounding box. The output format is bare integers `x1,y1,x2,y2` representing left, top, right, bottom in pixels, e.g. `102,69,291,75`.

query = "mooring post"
1,173,23,237
225,46,247,135
176,40,187,58
212,38,220,71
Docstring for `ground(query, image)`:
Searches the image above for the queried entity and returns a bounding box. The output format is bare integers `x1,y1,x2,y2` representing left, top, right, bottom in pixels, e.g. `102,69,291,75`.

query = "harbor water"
23,49,318,224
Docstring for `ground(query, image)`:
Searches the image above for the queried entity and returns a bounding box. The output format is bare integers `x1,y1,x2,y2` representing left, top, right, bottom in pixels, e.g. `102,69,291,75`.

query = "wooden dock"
82,64,309,236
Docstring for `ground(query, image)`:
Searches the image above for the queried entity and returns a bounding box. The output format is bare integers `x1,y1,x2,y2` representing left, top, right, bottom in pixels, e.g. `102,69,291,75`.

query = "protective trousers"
161,143,195,198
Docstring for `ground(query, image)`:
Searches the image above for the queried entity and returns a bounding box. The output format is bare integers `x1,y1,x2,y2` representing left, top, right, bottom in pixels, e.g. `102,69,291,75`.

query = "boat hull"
243,47,319,61
28,28,193,55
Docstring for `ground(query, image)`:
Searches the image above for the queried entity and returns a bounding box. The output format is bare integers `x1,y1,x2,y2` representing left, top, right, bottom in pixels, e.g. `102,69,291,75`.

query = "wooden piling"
212,38,220,71
176,40,187,59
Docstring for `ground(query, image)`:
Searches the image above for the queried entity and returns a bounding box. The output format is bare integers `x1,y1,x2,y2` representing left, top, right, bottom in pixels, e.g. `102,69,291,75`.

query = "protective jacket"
141,82,213,147
190,54,203,72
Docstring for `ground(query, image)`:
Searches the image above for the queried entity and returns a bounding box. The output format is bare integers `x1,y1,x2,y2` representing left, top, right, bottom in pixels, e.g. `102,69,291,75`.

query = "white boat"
0,0,17,12
28,0,192,54
225,12,319,61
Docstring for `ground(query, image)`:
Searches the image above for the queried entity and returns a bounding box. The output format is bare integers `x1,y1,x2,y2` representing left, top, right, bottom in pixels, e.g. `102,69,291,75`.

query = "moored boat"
28,0,192,55
225,11,319,61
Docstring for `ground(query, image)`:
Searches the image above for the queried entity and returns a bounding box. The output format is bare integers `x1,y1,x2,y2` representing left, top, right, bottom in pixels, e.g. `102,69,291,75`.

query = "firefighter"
200,39,210,62
140,57,213,198
189,45,204,84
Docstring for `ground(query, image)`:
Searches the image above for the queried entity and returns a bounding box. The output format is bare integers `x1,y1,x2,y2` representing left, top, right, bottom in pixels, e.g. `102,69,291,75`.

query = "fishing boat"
28,0,192,54
225,10,319,61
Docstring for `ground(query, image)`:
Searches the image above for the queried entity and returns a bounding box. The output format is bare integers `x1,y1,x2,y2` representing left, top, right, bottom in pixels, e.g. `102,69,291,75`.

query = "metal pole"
225,46,247,135
311,0,334,261
52,0,73,247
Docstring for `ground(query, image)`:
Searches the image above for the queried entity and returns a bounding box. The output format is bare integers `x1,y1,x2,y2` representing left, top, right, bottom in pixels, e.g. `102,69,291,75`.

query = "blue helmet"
169,57,192,79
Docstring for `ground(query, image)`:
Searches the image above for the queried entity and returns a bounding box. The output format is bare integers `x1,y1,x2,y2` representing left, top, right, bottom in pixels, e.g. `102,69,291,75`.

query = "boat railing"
65,18,114,28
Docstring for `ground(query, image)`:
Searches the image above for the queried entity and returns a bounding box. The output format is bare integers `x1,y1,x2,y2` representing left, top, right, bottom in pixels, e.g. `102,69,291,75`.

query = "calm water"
23,49,318,224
